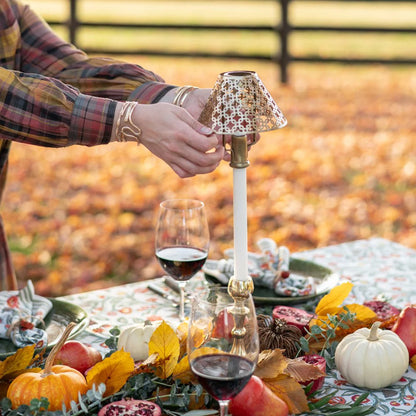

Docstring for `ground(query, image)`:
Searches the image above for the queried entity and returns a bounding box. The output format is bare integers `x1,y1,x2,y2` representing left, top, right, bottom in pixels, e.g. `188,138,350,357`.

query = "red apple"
54,340,103,374
229,375,289,416
392,305,416,359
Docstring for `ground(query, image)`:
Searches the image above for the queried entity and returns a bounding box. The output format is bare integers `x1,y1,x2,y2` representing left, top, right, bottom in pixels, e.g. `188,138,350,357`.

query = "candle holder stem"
228,276,254,355
229,135,249,169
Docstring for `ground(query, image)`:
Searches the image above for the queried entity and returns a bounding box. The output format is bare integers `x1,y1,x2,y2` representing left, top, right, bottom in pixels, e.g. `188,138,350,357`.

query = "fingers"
135,103,225,178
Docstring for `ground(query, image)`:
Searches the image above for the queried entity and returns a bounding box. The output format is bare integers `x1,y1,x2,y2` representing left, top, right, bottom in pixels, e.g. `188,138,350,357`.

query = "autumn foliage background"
2,0,415,296
3,58,414,297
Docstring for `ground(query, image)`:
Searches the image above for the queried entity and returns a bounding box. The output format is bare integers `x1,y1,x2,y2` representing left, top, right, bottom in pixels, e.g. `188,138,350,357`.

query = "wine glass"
187,286,259,416
155,199,209,321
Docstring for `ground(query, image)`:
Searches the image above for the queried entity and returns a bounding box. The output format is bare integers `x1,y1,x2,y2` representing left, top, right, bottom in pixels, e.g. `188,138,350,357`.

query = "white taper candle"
233,168,249,281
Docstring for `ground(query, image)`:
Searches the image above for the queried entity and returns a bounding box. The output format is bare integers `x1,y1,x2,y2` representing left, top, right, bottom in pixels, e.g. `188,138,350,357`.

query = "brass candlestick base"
228,276,254,355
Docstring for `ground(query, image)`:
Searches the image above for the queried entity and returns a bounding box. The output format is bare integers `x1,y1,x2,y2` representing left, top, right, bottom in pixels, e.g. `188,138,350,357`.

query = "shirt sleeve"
0,0,177,146
0,67,116,147
16,0,176,104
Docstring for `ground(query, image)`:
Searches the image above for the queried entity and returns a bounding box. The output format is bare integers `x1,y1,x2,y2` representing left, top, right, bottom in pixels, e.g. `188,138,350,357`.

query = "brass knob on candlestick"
228,275,254,299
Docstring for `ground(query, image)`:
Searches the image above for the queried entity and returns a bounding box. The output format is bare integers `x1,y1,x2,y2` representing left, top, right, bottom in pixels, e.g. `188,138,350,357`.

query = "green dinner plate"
204,257,339,305
0,299,89,359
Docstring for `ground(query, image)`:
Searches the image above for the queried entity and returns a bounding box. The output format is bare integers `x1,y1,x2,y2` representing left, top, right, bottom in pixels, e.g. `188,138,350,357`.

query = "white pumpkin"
335,321,409,389
117,320,162,361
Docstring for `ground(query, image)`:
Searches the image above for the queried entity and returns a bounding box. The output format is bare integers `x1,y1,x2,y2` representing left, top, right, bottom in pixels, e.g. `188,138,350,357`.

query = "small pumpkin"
7,323,88,411
257,314,302,358
118,320,162,361
335,321,409,389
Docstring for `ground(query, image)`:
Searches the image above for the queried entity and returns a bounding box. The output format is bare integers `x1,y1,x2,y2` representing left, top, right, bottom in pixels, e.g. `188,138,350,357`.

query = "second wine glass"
187,286,259,416
155,199,209,321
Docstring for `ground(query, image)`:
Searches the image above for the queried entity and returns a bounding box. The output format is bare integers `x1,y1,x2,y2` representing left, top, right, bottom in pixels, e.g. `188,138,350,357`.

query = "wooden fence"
46,0,416,83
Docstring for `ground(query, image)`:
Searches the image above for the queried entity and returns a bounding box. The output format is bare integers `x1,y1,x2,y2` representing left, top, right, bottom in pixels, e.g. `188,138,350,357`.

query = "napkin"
214,238,316,297
0,280,53,348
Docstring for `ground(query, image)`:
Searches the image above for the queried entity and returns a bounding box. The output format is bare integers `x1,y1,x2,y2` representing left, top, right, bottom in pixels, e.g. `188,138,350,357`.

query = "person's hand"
181,88,211,120
133,102,225,178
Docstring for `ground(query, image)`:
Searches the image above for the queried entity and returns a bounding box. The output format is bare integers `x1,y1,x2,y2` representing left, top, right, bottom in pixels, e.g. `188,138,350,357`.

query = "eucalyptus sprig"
298,306,356,368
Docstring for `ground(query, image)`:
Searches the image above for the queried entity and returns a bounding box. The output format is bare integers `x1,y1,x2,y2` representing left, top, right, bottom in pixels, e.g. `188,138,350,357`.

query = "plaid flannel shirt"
0,0,176,289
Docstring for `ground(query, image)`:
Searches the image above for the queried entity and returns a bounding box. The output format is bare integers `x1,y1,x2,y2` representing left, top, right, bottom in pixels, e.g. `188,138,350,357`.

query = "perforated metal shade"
199,70,287,135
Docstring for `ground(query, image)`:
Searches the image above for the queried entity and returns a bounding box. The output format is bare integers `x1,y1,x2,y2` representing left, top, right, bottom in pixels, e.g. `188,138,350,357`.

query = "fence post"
279,0,290,83
69,0,78,45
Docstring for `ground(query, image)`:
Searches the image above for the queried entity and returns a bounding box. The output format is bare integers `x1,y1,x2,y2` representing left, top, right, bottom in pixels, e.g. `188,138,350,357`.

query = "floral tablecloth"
60,238,416,415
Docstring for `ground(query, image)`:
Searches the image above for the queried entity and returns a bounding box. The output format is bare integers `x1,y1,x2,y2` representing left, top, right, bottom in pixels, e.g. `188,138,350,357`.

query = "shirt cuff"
128,81,176,103
68,94,116,146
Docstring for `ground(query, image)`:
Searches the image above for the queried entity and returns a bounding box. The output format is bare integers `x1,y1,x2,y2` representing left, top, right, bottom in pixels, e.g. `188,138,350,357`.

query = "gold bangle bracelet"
115,101,142,144
173,86,196,107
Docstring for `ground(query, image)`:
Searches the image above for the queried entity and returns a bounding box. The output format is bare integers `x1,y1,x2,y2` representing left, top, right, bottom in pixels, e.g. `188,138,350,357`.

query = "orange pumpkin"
7,323,88,411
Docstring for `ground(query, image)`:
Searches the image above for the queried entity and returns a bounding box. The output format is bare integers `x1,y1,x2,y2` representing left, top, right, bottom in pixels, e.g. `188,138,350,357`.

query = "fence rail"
47,0,416,83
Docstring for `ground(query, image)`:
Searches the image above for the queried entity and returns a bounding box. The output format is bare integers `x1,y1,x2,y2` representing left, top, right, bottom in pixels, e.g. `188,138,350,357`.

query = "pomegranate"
272,305,315,334
54,340,102,375
299,354,327,393
98,399,161,416
229,375,288,416
392,305,416,359
363,300,400,322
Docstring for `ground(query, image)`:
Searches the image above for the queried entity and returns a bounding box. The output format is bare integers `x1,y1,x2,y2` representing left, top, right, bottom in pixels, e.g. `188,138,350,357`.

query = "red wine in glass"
187,287,259,416
155,199,209,321
156,246,207,281
191,353,255,401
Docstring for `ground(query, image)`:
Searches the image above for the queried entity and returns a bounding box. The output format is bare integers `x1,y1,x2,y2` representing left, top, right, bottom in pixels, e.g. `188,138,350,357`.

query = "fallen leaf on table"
148,321,180,379
172,355,195,384
311,282,377,330
285,358,326,384
254,349,310,414
0,344,38,380
411,355,416,371
265,375,310,415
86,349,135,396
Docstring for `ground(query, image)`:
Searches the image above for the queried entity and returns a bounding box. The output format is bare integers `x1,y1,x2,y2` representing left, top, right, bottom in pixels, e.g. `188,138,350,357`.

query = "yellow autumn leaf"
411,354,416,371
148,321,180,379
189,317,213,348
172,355,195,384
176,321,189,357
315,282,353,316
265,375,310,415
135,353,159,374
255,349,288,379
86,349,135,396
343,303,377,321
0,345,37,380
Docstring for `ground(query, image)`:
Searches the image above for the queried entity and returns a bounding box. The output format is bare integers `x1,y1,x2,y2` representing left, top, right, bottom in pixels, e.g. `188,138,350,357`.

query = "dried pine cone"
257,314,302,358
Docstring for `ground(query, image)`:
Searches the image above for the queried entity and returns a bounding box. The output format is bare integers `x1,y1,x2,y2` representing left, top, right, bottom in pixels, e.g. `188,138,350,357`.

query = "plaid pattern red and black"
0,0,176,289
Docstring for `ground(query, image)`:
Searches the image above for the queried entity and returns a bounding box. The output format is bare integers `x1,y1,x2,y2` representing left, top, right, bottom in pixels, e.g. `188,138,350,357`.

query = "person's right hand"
133,102,225,178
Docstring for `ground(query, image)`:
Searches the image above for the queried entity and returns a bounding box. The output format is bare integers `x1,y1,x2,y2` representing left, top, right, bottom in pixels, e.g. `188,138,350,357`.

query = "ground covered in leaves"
3,60,415,296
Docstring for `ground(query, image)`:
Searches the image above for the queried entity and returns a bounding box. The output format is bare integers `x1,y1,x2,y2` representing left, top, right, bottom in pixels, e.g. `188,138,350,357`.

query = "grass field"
30,0,416,59
5,2,416,295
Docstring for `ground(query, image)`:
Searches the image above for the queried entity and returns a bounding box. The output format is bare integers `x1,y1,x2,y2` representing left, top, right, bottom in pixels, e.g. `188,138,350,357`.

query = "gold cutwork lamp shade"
199,70,287,135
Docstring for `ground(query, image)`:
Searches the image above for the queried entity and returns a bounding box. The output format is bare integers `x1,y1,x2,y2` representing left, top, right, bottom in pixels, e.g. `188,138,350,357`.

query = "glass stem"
218,400,230,416
178,281,187,321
